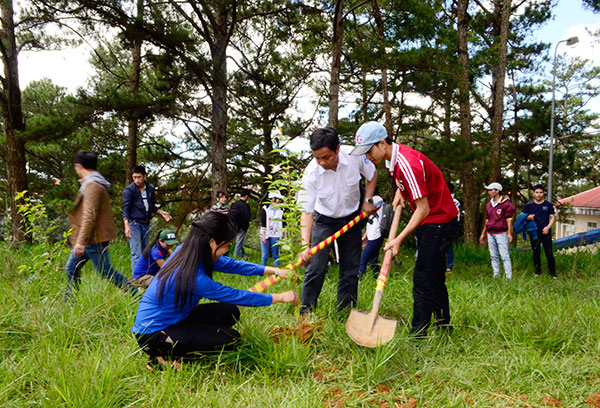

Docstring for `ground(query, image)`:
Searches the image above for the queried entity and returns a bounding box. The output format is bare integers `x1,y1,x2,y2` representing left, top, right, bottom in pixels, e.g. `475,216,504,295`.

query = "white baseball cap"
484,182,503,191
268,191,283,200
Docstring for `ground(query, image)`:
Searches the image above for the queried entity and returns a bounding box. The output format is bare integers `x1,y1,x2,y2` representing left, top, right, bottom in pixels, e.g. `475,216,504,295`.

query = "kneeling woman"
132,229,178,288
132,211,298,366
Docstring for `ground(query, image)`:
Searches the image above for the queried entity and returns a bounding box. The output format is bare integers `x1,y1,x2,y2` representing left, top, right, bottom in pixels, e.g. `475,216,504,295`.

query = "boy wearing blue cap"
350,122,458,336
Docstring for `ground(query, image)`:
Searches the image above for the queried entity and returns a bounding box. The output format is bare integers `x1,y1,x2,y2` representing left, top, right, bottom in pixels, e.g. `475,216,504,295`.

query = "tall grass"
1,240,599,407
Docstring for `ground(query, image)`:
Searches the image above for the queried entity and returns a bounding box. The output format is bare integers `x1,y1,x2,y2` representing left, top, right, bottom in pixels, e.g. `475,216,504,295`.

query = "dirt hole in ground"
269,320,323,345
541,395,563,407
588,392,600,408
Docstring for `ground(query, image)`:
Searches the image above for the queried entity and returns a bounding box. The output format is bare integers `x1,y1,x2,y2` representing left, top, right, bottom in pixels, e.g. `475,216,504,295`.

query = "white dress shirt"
298,145,376,218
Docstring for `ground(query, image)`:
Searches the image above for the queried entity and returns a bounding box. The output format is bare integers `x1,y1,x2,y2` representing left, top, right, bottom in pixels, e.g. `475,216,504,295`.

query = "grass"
1,239,599,407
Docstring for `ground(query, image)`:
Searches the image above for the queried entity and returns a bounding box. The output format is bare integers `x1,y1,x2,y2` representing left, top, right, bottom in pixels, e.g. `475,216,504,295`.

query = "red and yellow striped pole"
248,207,377,293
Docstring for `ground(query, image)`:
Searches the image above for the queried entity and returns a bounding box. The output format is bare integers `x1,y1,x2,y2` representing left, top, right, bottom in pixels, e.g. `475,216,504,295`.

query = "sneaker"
446,268,452,274
299,305,312,315
552,275,558,280
534,274,541,277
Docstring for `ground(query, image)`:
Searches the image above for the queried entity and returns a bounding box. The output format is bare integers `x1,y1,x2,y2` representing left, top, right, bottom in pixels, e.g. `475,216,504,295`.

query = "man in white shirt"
298,128,377,314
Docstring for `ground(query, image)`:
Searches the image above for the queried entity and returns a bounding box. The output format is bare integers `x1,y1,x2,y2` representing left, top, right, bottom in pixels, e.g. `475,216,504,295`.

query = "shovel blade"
345,309,397,348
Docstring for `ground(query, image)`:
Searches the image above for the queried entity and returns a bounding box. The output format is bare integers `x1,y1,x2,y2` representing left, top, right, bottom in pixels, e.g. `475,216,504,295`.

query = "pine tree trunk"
489,0,511,183
210,4,229,201
328,0,343,130
371,0,392,137
457,0,477,244
1,0,29,243
126,0,144,180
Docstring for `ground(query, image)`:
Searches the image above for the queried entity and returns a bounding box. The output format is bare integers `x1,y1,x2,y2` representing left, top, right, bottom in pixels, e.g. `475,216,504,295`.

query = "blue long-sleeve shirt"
132,250,273,335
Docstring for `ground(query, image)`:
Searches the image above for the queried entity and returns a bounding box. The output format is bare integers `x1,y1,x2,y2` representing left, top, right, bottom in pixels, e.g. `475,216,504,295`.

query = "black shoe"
409,327,428,339
436,324,454,335
300,305,312,315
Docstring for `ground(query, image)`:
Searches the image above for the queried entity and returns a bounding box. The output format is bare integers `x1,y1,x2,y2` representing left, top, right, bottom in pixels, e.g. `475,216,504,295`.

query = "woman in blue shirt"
132,211,298,369
132,229,178,287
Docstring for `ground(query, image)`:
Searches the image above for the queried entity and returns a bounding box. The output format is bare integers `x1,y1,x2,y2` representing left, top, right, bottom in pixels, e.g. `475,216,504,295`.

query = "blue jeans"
359,236,384,277
261,237,280,267
65,241,136,297
446,243,454,270
129,221,150,272
233,230,247,259
487,232,512,279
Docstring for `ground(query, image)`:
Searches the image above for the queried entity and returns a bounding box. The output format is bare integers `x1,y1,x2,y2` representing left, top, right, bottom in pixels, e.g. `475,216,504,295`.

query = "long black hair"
141,231,162,261
156,211,236,309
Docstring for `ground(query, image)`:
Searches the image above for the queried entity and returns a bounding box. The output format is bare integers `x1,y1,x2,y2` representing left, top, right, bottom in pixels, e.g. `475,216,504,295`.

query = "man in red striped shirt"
350,122,458,337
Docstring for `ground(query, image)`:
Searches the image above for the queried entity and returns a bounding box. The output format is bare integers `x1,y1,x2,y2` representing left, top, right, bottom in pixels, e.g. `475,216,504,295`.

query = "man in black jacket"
229,188,252,259
122,165,171,271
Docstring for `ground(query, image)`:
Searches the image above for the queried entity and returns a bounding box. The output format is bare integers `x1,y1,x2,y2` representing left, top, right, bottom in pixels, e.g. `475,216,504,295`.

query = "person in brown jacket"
65,151,137,297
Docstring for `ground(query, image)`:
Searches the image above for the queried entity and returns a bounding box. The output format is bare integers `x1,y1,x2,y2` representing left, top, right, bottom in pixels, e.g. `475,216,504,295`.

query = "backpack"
379,203,394,238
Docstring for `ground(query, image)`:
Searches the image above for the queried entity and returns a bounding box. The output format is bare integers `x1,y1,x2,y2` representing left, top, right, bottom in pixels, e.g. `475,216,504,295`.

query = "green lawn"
1,240,599,407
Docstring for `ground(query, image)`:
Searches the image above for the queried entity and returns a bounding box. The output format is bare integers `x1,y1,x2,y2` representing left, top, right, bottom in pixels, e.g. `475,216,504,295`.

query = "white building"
555,186,600,238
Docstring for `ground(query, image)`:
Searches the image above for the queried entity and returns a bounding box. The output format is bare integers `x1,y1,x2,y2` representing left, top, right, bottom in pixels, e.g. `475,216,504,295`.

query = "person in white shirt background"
260,191,284,267
297,127,377,314
359,193,385,278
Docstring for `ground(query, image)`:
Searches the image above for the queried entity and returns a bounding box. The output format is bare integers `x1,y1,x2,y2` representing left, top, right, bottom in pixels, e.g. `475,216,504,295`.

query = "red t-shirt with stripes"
388,143,458,225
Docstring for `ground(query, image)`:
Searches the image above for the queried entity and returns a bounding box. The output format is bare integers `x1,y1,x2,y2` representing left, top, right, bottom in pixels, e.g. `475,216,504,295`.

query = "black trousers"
411,218,458,335
136,303,240,359
301,211,364,313
530,232,556,276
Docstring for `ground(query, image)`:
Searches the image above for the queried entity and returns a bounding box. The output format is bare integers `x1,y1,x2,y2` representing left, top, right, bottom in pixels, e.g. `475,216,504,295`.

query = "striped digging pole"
247,205,380,293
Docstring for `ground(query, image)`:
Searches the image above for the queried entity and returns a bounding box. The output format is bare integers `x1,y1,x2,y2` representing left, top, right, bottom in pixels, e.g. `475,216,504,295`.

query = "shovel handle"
248,205,380,293
372,204,403,312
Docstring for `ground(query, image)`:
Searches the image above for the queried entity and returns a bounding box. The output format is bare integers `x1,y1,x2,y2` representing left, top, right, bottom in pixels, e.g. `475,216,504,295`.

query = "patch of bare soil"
541,395,563,407
269,320,323,345
588,392,600,408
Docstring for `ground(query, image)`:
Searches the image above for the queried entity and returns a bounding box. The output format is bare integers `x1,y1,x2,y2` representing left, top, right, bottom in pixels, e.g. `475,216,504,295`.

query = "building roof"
558,186,600,208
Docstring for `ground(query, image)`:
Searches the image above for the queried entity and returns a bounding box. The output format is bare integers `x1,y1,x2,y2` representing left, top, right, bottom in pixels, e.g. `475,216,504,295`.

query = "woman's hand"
272,290,299,305
265,266,292,279
275,268,292,279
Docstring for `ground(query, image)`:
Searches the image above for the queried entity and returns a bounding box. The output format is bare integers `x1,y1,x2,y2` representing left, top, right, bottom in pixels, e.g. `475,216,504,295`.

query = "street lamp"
548,35,579,202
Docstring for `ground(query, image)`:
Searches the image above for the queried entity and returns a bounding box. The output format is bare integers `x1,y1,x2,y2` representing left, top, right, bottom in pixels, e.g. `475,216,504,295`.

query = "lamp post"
548,36,579,202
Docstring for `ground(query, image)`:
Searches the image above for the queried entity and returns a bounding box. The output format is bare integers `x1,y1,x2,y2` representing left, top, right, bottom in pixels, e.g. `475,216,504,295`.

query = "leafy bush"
14,191,71,276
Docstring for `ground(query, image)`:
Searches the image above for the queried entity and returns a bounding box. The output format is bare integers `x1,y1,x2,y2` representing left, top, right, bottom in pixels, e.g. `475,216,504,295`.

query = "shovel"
345,204,403,348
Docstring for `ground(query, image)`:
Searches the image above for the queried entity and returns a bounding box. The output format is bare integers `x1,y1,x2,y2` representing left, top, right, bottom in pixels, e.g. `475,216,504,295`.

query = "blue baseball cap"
349,121,388,156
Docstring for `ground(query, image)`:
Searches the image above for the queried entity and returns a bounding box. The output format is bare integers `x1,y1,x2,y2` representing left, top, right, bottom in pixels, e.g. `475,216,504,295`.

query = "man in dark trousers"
298,128,377,314
351,121,458,337
523,184,557,278
65,151,137,297
229,188,252,259
122,165,171,272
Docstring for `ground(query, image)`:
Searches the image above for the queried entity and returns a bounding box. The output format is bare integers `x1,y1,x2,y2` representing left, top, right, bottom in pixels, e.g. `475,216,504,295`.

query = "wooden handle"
373,204,403,296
